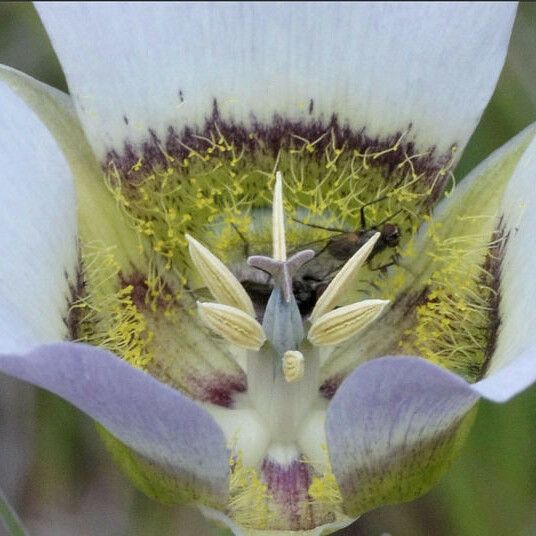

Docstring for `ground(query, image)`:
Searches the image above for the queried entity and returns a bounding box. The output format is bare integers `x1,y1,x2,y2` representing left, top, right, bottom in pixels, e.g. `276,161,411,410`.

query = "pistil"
247,173,314,374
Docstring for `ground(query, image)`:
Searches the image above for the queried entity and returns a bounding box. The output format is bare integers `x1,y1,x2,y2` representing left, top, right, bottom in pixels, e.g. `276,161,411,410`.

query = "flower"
1,2,535,535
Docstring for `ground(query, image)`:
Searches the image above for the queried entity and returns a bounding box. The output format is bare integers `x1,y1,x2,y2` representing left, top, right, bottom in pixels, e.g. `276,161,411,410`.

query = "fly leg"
231,223,251,257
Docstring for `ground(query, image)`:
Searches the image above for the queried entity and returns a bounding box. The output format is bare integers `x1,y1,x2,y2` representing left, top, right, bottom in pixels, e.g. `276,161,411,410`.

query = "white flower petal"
474,133,536,401
37,2,515,161
0,342,230,504
0,82,78,353
0,65,141,264
0,67,249,409
474,350,536,403
320,122,536,397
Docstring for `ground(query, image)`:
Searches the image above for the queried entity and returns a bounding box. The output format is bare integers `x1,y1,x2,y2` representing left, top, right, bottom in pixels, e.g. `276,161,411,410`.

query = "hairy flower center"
68,115,508,530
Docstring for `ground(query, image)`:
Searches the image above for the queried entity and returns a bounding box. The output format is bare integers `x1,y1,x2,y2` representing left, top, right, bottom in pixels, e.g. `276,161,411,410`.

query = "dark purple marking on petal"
326,356,479,515
104,102,452,203
479,219,508,379
261,456,314,530
118,271,175,312
64,255,86,340
319,375,343,400
185,372,247,408
0,342,229,503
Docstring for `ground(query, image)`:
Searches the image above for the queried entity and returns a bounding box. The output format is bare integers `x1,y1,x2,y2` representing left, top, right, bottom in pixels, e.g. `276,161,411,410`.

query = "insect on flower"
292,197,403,270
231,196,404,318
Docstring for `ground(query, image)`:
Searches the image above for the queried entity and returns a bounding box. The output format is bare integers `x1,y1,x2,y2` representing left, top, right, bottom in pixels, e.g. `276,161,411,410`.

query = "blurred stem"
0,487,29,536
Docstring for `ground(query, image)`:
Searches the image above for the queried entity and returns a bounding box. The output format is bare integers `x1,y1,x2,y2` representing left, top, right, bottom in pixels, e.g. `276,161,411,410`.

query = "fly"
292,196,402,269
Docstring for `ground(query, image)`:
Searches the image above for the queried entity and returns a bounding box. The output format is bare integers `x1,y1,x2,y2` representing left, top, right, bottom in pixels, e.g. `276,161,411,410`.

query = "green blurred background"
0,3,535,535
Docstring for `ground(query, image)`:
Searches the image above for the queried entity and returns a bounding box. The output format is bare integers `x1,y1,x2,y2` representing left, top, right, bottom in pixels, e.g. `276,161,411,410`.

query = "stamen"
187,234,256,316
197,302,266,350
308,299,389,347
272,171,287,262
282,350,305,383
309,232,380,322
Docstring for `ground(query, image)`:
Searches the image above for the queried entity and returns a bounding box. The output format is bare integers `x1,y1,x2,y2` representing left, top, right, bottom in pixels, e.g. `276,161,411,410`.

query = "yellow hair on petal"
308,472,343,507
104,126,446,289
228,452,273,529
400,216,504,381
74,243,154,369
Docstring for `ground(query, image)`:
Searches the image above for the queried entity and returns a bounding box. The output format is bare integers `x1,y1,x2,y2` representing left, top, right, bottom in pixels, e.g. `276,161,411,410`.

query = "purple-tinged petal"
0,342,229,505
326,356,478,516
0,67,248,408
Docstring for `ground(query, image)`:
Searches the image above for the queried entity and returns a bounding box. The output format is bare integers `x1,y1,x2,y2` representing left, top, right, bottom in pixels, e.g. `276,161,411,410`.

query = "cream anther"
272,171,287,262
283,350,305,383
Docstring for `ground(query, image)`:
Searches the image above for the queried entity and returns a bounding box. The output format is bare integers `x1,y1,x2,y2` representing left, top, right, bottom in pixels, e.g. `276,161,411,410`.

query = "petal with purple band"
320,122,536,396
326,356,479,516
473,133,536,400
0,67,247,408
37,3,515,161
398,125,536,402
0,342,229,505
0,82,77,353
